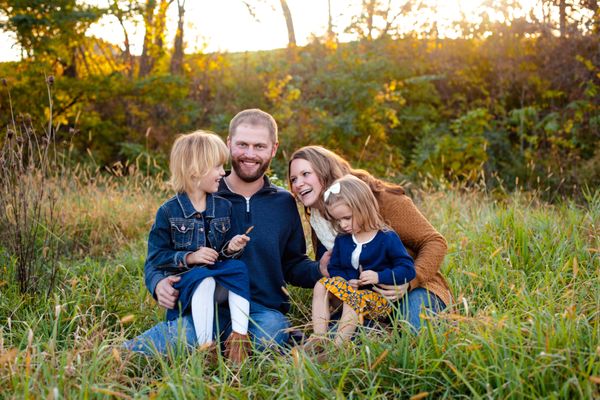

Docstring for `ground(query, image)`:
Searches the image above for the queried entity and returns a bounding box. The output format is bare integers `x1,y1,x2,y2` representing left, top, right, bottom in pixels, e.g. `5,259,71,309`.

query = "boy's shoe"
197,342,219,366
224,332,251,364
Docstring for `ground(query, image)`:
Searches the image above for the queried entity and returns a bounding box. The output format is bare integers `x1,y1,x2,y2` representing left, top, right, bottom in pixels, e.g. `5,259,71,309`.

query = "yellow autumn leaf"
120,314,135,324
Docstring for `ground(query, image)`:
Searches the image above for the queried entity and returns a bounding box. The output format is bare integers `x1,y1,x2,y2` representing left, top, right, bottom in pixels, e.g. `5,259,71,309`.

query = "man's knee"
249,307,290,349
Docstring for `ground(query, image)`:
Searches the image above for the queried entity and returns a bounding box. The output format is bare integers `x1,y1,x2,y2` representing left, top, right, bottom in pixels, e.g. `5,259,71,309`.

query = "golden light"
0,0,579,62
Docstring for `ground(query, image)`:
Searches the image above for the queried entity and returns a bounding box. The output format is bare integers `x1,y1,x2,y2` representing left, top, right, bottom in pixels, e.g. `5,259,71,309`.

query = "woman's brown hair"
288,145,404,213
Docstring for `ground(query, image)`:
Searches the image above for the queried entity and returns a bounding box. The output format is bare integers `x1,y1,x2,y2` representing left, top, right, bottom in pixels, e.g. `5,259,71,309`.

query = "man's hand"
227,234,250,253
359,270,379,285
372,282,409,302
319,250,332,278
155,275,181,309
186,247,218,265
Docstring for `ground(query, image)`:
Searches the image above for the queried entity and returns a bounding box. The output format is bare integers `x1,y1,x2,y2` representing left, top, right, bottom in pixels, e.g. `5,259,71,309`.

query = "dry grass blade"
369,349,389,371
0,348,18,366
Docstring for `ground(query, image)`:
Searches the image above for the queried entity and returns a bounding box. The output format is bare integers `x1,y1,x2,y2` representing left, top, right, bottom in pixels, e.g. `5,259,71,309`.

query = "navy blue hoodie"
217,174,322,313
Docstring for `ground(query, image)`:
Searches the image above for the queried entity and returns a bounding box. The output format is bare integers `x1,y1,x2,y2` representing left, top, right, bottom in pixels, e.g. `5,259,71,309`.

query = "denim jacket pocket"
209,217,230,249
170,218,194,249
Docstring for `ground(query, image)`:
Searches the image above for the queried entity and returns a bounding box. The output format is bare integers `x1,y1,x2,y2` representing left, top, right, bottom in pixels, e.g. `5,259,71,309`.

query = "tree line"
0,0,598,196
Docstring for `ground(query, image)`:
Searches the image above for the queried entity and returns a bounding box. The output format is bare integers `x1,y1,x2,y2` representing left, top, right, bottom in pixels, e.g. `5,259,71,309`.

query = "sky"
0,0,541,62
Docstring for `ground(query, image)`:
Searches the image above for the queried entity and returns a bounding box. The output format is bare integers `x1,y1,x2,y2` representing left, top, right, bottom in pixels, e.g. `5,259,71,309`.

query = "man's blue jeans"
123,301,289,356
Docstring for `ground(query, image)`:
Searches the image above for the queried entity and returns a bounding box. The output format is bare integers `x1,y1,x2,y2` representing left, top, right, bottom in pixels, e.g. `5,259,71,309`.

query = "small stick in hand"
245,225,255,235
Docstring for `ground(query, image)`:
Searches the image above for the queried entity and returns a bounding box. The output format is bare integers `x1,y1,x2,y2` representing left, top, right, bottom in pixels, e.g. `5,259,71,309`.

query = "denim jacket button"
200,228,204,232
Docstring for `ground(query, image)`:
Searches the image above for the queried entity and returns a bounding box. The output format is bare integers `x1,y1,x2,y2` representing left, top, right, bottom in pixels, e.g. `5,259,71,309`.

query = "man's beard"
231,156,272,183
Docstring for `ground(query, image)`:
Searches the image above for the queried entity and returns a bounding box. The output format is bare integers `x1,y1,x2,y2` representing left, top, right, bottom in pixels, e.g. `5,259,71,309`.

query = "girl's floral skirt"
319,276,391,320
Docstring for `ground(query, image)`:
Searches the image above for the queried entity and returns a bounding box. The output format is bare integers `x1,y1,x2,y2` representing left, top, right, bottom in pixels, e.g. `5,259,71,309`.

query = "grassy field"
1,170,599,399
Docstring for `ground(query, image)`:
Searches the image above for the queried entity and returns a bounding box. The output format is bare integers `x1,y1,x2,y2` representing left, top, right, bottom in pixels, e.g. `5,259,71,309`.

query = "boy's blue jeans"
123,301,289,356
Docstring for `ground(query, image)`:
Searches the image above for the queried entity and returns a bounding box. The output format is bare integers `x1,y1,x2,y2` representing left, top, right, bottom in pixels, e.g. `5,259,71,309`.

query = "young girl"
310,175,416,345
145,131,251,363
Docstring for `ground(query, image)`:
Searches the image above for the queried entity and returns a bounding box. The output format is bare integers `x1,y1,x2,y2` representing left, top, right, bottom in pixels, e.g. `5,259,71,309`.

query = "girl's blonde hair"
168,130,229,193
324,175,388,234
288,145,404,214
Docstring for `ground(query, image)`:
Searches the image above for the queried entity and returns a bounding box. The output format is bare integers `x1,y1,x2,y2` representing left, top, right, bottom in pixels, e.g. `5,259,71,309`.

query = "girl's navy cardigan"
328,230,416,285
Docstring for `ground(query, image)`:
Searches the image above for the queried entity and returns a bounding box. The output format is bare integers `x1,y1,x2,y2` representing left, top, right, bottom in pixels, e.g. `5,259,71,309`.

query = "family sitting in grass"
125,108,453,363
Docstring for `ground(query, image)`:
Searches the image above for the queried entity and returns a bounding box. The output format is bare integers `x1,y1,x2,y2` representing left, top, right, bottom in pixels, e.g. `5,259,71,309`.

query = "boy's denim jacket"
144,192,238,296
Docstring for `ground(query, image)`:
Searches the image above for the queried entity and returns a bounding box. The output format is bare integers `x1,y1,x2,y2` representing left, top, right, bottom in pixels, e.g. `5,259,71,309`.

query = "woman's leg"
335,303,359,345
396,287,446,332
312,281,330,335
190,277,216,345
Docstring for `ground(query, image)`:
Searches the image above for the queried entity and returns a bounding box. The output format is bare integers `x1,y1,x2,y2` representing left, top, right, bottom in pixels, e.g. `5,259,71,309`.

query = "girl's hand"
359,270,379,285
187,247,219,265
347,279,360,289
372,282,409,302
227,234,250,253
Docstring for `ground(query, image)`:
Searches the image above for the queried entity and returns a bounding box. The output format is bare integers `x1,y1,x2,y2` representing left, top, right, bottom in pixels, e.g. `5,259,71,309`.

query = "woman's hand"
319,250,332,278
359,270,379,285
372,282,409,302
186,247,219,265
227,234,250,253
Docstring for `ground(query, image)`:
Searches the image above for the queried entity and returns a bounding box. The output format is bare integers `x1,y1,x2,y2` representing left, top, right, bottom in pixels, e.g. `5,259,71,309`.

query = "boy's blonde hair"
324,175,388,234
168,130,229,193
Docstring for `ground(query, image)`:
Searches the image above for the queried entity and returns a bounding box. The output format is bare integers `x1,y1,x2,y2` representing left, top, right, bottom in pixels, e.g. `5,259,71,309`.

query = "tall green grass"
1,175,599,399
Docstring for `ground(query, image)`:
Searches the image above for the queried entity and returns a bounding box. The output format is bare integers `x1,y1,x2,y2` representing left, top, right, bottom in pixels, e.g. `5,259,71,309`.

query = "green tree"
345,0,418,40
0,0,103,77
139,0,173,77
169,0,186,75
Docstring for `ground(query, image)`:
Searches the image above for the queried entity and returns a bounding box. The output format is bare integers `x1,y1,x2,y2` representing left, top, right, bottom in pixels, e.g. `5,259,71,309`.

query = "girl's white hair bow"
323,182,341,202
